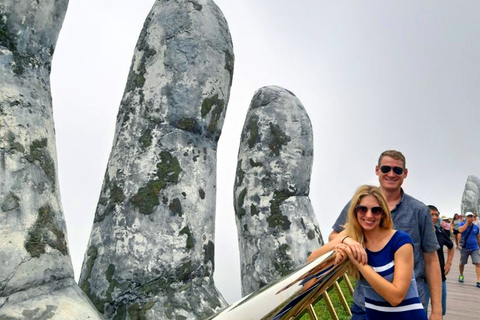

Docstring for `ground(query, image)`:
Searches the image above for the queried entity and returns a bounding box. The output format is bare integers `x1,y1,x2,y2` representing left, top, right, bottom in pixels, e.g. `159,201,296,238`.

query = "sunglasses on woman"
380,165,404,175
355,205,383,216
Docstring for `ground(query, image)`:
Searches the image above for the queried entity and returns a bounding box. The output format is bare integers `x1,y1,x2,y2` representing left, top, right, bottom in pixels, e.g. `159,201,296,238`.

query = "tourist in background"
458,212,480,288
427,205,454,316
441,216,451,238
451,213,462,249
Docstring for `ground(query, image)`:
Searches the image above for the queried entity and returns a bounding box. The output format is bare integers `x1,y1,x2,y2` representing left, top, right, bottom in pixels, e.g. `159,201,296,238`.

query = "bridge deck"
439,247,480,319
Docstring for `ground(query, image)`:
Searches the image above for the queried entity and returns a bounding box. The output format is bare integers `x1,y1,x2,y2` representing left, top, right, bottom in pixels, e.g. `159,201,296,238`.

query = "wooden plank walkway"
439,247,480,319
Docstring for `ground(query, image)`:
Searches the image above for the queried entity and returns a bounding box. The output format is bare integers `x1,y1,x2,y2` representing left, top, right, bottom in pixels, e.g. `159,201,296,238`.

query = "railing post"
343,275,354,295
322,292,339,320
307,304,319,320
333,281,352,317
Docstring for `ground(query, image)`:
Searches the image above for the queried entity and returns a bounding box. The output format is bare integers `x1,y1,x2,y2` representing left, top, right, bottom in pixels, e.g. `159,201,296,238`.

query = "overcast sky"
51,0,480,304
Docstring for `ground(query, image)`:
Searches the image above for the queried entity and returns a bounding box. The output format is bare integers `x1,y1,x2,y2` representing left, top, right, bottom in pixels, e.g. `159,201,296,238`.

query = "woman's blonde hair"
343,185,393,279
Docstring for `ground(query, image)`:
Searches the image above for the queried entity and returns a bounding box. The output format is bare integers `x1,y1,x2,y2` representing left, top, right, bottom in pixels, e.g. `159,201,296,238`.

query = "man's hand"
343,237,368,265
444,262,451,275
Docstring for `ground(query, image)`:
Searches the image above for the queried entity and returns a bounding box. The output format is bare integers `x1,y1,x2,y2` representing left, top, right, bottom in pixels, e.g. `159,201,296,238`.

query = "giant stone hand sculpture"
234,86,323,296
79,0,234,318
461,175,480,215
0,0,103,318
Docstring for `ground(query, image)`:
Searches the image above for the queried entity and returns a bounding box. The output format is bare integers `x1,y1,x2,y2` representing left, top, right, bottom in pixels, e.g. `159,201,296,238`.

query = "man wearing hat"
458,211,480,287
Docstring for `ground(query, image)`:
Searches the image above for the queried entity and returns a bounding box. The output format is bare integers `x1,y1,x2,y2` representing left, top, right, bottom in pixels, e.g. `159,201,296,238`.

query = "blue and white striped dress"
362,230,428,320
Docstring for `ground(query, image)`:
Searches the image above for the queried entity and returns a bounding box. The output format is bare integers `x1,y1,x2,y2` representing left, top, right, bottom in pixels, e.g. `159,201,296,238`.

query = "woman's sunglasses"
355,205,383,216
380,165,404,175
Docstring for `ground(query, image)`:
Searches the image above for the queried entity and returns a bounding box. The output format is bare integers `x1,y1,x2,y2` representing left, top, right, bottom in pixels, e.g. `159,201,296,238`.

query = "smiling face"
375,156,408,193
356,195,383,232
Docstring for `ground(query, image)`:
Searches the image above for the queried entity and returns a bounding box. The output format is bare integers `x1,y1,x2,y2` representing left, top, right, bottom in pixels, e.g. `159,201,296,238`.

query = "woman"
441,216,451,238
451,213,461,249
308,185,427,319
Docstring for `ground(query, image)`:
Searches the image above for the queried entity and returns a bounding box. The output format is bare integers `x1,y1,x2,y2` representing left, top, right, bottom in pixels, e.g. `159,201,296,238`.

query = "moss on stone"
235,188,247,219
139,129,153,149
249,158,263,167
207,102,224,139
200,94,226,140
224,51,234,86
268,123,291,156
1,191,20,211
132,152,182,215
201,94,217,117
105,264,117,301
79,245,98,294
98,197,108,206
203,241,215,270
110,182,125,203
177,117,198,133
169,198,183,216
124,42,156,93
176,260,193,282
113,303,127,320
138,277,168,296
267,189,295,230
131,180,162,215
25,138,56,187
246,116,259,148
12,54,36,75
156,151,182,182
127,301,154,319
179,226,194,250
0,16,10,48
235,160,245,186
274,244,294,276
24,206,68,258
95,181,125,223
7,131,24,153
250,204,259,216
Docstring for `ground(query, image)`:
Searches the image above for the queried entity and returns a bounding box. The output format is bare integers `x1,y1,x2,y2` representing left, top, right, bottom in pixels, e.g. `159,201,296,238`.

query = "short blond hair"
378,150,406,167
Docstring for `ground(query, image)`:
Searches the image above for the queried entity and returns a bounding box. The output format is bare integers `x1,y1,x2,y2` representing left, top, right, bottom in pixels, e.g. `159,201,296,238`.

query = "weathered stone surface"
0,1,103,318
234,86,323,296
79,0,233,318
461,175,480,214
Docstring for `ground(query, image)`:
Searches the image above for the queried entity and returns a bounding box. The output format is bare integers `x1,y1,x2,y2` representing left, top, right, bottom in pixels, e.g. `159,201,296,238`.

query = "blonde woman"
308,185,427,319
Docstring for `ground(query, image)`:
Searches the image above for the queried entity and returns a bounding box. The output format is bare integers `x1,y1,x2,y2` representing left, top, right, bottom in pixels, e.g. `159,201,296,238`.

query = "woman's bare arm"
341,243,414,306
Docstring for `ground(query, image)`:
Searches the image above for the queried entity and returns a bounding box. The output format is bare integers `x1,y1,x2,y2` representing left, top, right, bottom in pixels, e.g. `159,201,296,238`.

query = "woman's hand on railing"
333,244,349,266
342,237,368,265
335,244,355,265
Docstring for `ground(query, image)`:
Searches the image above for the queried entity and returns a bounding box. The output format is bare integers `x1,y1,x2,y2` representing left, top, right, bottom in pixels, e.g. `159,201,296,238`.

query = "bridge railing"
208,251,355,320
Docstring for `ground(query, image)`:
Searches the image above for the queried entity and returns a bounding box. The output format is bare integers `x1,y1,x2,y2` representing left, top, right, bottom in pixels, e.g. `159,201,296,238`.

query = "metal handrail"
208,251,354,320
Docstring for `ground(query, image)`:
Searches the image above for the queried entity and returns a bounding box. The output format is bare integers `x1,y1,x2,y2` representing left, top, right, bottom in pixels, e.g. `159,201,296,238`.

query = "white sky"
51,0,480,304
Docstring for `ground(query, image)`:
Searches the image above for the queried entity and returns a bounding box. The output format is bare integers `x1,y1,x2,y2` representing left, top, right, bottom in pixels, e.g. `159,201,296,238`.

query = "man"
458,211,480,288
329,150,442,320
427,205,454,316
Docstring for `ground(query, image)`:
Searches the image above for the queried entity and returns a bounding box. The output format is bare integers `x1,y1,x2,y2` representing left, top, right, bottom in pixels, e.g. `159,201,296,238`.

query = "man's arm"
445,247,454,275
329,230,339,242
443,232,454,275
329,202,350,241
459,221,468,233
423,251,442,320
